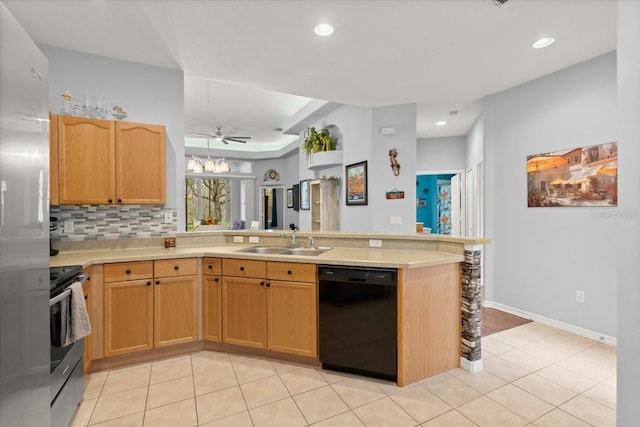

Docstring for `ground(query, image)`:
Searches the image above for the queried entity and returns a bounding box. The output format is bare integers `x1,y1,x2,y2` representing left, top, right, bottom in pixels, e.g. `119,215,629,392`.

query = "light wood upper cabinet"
57,115,115,204
115,121,166,204
53,115,166,205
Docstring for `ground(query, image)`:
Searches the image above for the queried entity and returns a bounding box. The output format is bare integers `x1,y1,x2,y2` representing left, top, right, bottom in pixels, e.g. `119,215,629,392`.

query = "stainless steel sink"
280,247,330,256
239,246,287,254
237,246,330,256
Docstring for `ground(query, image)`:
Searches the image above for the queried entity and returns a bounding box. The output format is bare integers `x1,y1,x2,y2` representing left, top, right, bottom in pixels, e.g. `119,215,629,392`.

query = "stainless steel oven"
49,265,87,427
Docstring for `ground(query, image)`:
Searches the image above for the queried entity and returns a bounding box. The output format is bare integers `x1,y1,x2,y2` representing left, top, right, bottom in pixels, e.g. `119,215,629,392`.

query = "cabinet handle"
117,198,122,203
214,278,219,282
84,295,88,300
266,282,271,288
260,281,264,286
147,281,151,286
108,199,113,203
240,266,244,272
125,269,131,274
174,265,179,271
155,280,160,285
208,265,212,270
287,270,292,275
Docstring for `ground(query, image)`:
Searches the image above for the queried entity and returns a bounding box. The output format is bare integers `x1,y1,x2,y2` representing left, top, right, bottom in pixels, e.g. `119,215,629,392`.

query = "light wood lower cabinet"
222,259,317,357
104,277,154,357
103,259,197,357
268,280,317,358
203,258,222,342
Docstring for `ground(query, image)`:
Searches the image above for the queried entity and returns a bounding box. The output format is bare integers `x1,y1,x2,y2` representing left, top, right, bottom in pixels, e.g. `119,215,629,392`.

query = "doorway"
260,186,285,230
416,172,464,236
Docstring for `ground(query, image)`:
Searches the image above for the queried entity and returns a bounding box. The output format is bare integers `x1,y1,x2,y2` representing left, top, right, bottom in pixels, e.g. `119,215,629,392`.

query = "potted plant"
303,127,336,154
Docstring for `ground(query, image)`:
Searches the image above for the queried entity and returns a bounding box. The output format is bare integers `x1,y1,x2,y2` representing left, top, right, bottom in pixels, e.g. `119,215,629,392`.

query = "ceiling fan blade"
223,138,247,144
226,136,251,140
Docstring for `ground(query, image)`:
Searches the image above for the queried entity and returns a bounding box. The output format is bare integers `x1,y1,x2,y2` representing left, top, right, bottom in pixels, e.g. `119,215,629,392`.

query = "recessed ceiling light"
532,37,556,49
314,23,334,37
436,121,447,126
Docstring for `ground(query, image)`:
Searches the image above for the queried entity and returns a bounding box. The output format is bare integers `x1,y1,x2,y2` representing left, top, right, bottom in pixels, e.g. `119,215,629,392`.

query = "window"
185,177,231,230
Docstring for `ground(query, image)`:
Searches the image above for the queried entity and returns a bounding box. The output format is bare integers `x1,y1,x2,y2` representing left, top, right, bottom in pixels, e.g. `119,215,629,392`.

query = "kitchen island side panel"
398,263,461,386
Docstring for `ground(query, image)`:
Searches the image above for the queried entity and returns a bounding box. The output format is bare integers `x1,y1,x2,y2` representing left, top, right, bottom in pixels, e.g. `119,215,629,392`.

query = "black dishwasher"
318,265,397,381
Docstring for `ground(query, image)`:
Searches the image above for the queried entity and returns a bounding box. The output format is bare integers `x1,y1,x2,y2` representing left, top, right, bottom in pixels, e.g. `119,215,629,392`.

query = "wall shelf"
307,150,343,170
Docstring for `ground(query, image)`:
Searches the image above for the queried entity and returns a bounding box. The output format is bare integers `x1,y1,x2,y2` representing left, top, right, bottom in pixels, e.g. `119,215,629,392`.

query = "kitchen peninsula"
51,231,489,386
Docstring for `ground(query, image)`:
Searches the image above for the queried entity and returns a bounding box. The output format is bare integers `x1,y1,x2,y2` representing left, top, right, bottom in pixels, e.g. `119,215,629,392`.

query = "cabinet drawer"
222,259,266,278
203,257,222,276
267,262,316,283
154,258,197,278
104,261,153,282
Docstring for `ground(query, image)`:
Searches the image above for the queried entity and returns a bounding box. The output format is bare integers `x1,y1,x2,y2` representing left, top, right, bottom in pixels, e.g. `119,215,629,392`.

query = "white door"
451,174,461,236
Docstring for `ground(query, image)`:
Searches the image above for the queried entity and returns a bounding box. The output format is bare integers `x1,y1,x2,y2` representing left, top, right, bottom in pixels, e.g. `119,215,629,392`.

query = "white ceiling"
5,0,616,151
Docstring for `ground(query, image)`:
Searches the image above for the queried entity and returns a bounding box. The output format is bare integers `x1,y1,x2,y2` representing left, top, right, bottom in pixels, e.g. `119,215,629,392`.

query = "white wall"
616,1,640,423
371,103,417,233
484,52,617,337
39,45,185,225
297,104,373,232
466,114,484,171
417,136,466,172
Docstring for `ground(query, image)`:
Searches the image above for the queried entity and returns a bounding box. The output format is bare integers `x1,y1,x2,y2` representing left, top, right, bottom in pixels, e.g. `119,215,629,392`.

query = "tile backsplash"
50,205,176,241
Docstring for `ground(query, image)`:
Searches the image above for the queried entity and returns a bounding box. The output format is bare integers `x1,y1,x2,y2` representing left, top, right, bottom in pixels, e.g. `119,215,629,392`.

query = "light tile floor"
68,322,616,427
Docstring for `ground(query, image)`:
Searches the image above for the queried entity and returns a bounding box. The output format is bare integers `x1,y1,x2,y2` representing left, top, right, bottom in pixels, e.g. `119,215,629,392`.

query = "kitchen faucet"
287,223,298,247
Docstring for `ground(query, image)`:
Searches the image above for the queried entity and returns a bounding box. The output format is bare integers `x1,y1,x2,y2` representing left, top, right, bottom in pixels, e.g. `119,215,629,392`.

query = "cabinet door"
268,280,317,358
104,279,153,357
222,277,267,348
203,275,222,342
115,122,166,204
58,115,115,204
154,275,197,348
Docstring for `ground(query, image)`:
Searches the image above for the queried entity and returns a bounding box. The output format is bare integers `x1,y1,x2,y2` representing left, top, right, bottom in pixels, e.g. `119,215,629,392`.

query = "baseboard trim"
483,300,617,347
460,357,483,373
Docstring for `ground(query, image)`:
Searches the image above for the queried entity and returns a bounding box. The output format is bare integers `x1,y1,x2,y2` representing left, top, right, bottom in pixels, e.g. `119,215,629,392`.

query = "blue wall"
416,174,453,232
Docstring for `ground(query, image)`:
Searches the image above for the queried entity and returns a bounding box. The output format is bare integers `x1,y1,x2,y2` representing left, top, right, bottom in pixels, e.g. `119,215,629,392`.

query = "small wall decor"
346,161,368,205
389,148,400,176
386,189,405,199
417,198,427,208
527,141,617,207
286,188,294,208
263,168,280,181
300,179,311,210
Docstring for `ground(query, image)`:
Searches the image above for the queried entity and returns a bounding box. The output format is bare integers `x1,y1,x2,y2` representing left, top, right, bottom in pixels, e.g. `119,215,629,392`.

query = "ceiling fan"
189,125,252,144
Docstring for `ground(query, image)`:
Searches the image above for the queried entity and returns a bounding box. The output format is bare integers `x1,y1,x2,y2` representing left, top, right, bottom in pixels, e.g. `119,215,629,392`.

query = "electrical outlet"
249,236,259,243
389,216,402,225
369,239,382,248
63,220,74,233
163,211,172,224
576,290,585,303
233,236,244,243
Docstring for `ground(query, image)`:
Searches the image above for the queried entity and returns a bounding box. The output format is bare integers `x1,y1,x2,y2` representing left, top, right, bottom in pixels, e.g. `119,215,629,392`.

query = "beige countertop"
50,244,464,270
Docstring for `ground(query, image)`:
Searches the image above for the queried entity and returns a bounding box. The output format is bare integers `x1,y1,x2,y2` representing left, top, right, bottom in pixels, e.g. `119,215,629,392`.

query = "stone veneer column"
460,244,483,372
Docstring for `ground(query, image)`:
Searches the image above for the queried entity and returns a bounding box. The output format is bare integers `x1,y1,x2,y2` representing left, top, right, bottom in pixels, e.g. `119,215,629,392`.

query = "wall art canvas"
346,161,368,205
527,141,617,207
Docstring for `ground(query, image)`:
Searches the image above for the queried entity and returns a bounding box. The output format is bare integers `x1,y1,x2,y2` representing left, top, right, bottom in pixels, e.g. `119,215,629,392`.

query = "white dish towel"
62,281,92,346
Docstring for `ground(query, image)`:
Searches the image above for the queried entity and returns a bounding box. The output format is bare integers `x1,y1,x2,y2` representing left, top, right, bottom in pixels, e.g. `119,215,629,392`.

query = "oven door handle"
49,289,71,306
49,273,88,307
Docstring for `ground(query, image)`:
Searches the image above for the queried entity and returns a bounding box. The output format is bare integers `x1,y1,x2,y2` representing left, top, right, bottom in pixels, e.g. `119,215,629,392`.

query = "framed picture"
346,161,368,205
286,188,294,208
300,179,311,210
292,183,300,211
